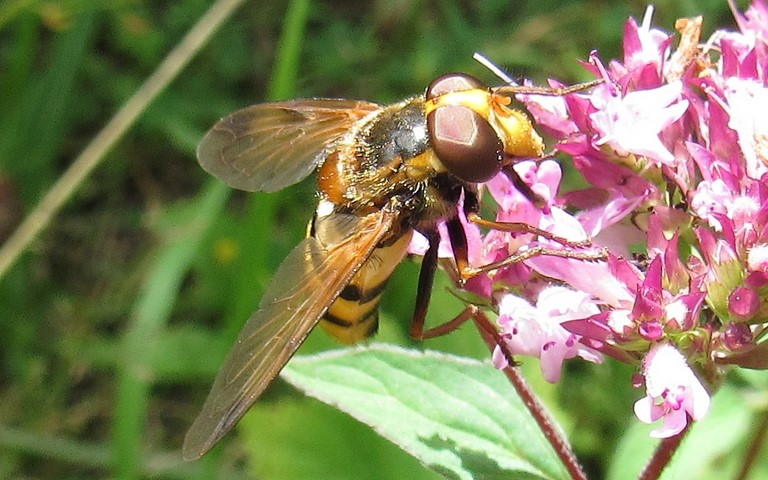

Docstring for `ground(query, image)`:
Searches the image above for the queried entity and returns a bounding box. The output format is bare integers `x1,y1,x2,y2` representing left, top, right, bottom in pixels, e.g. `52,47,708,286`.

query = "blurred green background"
0,0,738,478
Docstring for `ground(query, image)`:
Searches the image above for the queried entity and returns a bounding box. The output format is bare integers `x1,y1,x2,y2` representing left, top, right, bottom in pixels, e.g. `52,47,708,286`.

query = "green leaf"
282,344,570,480
239,393,443,480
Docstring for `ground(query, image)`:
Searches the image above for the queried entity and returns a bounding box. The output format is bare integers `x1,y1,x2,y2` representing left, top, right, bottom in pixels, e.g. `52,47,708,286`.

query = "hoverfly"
183,73,599,459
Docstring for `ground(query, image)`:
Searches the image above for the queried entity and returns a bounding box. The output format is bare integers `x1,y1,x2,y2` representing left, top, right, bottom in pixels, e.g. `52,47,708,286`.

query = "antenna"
473,53,516,85
474,52,603,96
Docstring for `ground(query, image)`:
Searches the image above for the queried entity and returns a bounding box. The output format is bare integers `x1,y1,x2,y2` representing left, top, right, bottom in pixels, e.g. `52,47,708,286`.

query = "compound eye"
426,73,487,99
427,104,502,183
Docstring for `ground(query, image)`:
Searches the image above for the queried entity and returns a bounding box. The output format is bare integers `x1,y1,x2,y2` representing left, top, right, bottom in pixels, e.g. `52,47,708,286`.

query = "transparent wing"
197,99,381,192
182,206,398,459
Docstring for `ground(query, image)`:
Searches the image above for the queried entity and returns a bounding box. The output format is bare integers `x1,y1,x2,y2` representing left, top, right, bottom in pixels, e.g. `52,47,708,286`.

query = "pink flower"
591,81,689,166
747,243,768,271
730,0,768,58
722,78,768,179
623,6,673,84
690,179,734,231
493,287,603,383
633,343,711,438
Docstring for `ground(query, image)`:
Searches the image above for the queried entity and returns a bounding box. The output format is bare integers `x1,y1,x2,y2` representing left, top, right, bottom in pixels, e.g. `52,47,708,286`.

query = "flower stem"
638,425,689,480
470,306,588,480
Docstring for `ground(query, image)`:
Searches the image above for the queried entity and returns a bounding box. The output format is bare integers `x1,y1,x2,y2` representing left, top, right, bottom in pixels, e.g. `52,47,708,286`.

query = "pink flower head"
415,1,768,442
634,342,710,438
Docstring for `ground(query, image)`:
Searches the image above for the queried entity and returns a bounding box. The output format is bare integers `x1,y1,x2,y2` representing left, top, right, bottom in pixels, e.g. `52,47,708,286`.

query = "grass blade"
113,181,228,479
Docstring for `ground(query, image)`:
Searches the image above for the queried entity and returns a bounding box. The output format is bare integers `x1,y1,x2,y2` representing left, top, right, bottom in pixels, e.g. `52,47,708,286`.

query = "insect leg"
459,187,606,279
409,228,477,340
414,305,478,340
409,229,438,340
462,305,511,361
463,243,608,278
462,183,570,247
466,212,593,249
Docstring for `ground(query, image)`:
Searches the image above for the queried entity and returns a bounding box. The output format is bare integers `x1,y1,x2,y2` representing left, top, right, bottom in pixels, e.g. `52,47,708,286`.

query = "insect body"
183,73,548,459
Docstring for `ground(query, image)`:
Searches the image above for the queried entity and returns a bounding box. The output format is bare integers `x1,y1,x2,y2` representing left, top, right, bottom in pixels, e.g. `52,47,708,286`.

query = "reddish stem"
469,307,588,480
637,425,688,480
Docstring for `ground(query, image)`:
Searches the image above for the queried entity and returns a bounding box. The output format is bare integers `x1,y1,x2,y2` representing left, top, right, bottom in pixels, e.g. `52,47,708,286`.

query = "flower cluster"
448,2,768,437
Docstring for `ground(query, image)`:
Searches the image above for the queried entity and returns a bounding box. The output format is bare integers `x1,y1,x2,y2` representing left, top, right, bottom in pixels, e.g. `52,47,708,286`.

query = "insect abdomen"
319,232,411,344
309,215,411,344
320,281,382,344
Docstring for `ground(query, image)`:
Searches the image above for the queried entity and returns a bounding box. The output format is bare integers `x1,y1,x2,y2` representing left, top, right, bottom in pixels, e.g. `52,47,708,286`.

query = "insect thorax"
316,97,466,231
